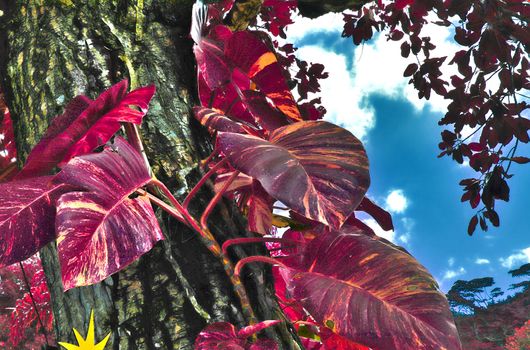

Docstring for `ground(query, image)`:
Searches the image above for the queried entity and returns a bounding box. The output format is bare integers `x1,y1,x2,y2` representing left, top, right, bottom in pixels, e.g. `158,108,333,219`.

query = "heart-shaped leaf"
194,27,299,127
195,320,280,350
198,70,255,125
279,228,462,350
217,121,370,228
54,137,163,290
224,30,302,122
19,80,155,178
0,177,70,267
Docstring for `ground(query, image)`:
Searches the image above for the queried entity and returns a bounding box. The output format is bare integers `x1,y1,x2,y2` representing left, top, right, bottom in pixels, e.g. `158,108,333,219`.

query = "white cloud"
286,12,343,41
385,189,409,214
475,258,491,265
500,247,530,269
443,267,466,280
294,45,376,139
397,217,414,245
448,257,455,267
285,12,461,140
398,233,411,244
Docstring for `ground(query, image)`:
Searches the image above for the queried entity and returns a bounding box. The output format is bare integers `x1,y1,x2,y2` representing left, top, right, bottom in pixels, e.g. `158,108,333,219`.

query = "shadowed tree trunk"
0,1,304,348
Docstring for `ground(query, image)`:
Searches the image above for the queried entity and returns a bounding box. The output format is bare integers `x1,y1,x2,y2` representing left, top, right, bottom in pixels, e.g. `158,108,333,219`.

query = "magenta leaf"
237,320,280,338
242,90,289,132
246,182,274,236
195,320,280,350
19,80,155,178
195,39,232,89
54,137,163,290
0,176,69,267
214,173,273,235
195,27,300,127
279,227,462,350
224,31,302,122
193,106,253,134
214,171,253,194
217,121,370,228
195,322,245,350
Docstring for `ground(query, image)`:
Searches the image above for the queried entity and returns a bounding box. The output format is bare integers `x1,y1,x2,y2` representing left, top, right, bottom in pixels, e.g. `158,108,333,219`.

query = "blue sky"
285,13,530,293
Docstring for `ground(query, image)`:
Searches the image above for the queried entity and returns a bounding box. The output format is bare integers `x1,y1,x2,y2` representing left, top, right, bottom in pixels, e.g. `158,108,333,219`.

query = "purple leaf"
19,80,155,178
279,227,462,350
54,137,163,290
195,321,280,350
0,177,70,267
217,121,370,229
247,182,274,236
241,90,289,132
195,323,245,350
225,31,302,122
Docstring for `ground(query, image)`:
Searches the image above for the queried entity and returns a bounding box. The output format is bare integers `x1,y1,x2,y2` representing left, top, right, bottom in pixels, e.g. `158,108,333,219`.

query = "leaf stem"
222,237,301,256
149,178,256,323
124,123,152,176
183,158,228,209
200,170,240,229
137,188,186,223
200,148,219,169
234,256,287,278
150,178,203,233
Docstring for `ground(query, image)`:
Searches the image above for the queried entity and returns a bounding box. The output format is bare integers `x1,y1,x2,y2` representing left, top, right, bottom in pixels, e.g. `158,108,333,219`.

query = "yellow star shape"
58,310,111,350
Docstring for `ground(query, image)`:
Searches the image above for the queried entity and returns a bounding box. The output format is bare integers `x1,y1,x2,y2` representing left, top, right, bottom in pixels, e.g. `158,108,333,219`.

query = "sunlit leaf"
279,227,462,350
0,176,69,267
242,90,288,132
19,80,155,178
225,30,301,122
217,121,370,228
54,137,163,290
194,27,300,127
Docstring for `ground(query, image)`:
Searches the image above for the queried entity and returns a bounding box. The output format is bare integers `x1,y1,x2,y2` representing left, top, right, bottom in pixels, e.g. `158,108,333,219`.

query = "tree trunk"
0,1,299,348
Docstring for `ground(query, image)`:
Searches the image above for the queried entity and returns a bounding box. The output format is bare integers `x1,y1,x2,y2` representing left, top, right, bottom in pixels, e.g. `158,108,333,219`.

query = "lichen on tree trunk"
0,1,299,348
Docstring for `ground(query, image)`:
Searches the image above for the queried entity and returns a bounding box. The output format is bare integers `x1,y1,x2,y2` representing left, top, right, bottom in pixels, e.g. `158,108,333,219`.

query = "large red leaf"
195,27,300,126
0,177,69,267
19,80,155,178
217,121,370,228
195,320,279,350
279,228,462,350
224,31,302,122
54,137,163,290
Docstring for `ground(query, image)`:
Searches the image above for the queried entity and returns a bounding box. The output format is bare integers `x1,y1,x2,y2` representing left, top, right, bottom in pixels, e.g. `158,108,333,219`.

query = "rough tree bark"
0,1,304,349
